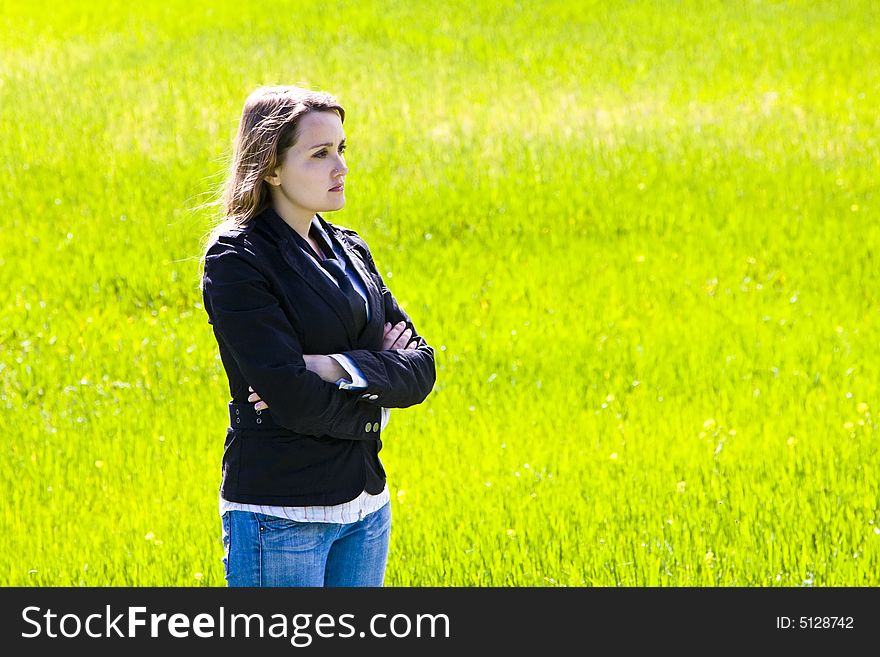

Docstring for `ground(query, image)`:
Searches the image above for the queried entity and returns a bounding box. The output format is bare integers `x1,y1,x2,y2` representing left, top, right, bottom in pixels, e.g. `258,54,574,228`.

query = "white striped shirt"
219,485,390,524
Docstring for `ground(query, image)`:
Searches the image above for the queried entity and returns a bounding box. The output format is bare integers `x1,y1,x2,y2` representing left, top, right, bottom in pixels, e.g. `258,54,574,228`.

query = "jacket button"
372,422,380,432
369,394,379,401
256,418,262,424
235,409,240,415
365,422,372,432
361,393,370,399
235,418,240,424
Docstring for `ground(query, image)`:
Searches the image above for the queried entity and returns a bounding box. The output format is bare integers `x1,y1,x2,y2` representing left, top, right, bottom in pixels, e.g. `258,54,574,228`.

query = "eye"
314,144,346,158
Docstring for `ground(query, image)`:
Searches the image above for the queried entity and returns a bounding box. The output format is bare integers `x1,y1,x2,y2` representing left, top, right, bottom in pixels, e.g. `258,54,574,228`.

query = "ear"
263,167,281,186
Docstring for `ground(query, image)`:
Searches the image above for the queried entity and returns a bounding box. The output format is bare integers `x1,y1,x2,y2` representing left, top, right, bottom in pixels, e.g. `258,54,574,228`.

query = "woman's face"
265,110,348,225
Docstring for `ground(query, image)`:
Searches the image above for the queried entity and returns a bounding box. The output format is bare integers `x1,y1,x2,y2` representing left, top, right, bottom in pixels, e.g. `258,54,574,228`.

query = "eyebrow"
308,138,346,150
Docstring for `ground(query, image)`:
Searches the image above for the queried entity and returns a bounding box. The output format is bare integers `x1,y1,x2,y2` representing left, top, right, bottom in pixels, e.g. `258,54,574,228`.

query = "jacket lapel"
257,207,358,343
320,217,384,342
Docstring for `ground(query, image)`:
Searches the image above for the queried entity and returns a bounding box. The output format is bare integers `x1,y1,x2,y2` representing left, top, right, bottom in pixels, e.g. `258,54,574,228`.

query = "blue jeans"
221,502,392,587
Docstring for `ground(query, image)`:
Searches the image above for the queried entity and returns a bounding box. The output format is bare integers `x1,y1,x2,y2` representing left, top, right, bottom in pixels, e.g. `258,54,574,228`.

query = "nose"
334,156,348,176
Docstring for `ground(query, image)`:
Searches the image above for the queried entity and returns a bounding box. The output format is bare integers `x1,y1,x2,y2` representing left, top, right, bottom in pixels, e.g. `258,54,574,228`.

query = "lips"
329,183,344,191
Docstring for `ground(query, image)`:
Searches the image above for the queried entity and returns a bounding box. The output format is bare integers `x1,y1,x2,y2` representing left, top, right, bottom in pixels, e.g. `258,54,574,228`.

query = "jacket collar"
255,204,303,245
254,205,381,345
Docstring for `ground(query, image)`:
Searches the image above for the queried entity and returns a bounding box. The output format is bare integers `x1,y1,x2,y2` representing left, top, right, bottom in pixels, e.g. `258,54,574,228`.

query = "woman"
200,85,436,587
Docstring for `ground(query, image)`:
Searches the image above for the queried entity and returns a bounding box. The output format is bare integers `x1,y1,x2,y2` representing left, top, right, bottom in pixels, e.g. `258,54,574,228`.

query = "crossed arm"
247,321,418,410
204,230,434,433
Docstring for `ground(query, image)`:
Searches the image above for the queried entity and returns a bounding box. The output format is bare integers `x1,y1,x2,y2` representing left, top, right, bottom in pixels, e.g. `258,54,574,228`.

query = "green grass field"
1,0,877,586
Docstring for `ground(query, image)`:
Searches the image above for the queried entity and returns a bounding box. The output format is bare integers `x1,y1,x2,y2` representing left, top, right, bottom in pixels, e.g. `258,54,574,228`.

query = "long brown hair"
201,85,345,262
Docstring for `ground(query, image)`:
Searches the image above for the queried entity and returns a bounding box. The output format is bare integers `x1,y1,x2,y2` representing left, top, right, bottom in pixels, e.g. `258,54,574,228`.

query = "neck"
270,199,316,240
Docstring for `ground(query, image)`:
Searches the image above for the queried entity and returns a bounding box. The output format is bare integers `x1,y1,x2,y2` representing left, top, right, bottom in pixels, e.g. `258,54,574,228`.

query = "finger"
407,339,418,349
248,386,254,392
255,401,268,411
383,322,407,348
392,328,412,349
248,393,261,402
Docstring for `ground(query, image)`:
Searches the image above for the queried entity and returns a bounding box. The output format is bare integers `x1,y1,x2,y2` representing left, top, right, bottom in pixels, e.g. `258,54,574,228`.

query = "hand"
383,321,419,350
248,385,268,411
303,354,347,384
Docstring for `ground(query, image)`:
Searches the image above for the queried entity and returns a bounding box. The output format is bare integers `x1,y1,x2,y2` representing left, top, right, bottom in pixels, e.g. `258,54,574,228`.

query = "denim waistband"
229,402,282,430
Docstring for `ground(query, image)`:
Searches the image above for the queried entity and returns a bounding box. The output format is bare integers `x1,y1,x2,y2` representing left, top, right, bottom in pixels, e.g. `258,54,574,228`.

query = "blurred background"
0,0,877,585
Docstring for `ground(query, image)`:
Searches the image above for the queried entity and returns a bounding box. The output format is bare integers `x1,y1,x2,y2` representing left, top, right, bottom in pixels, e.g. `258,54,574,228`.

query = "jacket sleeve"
334,229,436,409
202,237,381,441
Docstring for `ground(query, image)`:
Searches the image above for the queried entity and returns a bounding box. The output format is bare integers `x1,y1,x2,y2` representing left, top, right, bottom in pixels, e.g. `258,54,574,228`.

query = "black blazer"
202,206,436,506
